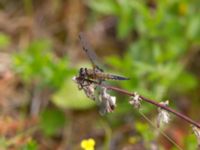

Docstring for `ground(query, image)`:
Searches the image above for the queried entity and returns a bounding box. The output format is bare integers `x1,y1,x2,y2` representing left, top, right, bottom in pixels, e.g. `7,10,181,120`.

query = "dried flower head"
98,87,116,115
72,76,96,100
191,125,200,146
82,84,96,100
157,100,170,128
129,92,142,109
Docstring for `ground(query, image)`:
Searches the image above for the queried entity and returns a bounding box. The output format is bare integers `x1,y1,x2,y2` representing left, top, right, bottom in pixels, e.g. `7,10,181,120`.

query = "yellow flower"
128,136,139,144
81,138,95,150
128,136,137,144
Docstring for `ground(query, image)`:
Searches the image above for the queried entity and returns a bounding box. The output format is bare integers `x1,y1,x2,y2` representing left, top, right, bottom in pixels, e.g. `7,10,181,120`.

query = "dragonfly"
78,32,129,83
77,32,129,115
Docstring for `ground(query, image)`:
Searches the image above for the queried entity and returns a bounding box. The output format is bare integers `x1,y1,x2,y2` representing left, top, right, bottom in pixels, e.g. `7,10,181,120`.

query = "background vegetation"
0,0,200,149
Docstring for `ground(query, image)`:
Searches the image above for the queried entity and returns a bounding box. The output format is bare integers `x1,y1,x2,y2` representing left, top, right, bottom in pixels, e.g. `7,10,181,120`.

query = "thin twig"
139,111,183,150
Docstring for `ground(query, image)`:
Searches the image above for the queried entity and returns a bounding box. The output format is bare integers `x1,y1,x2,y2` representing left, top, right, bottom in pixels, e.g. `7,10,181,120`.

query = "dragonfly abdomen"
82,68,129,81
86,69,129,80
106,74,129,80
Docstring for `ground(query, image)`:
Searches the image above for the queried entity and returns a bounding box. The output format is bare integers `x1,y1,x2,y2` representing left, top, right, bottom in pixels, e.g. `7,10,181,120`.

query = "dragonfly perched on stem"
78,32,129,84
75,32,129,115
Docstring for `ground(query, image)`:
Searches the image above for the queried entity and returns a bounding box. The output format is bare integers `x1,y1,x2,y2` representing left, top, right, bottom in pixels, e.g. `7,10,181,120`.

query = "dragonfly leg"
76,78,90,90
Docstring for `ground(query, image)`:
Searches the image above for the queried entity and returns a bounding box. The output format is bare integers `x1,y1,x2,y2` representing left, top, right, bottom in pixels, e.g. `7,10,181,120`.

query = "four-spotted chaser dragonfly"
78,32,129,83
77,33,129,115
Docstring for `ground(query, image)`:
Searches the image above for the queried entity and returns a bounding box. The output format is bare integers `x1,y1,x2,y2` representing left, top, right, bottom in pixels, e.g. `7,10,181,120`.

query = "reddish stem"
77,77,200,128
103,84,200,128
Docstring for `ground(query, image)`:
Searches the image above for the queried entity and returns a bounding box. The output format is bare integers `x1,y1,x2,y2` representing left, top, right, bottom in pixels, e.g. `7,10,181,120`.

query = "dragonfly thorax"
79,67,102,80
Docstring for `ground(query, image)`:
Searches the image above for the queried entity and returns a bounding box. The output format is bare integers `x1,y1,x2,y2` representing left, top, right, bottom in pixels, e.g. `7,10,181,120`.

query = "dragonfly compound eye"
79,68,85,77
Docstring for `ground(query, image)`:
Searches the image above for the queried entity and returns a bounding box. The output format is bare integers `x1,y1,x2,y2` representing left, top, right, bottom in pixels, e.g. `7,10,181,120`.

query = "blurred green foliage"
40,108,66,136
0,137,8,149
184,133,199,150
13,40,73,90
135,121,157,149
89,0,200,147
21,140,38,150
90,0,199,101
6,0,200,148
0,137,38,150
12,38,95,111
52,78,96,110
0,33,10,48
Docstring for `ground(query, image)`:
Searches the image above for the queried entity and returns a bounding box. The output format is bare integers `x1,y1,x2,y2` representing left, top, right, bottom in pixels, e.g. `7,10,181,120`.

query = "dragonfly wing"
79,32,103,72
108,74,130,80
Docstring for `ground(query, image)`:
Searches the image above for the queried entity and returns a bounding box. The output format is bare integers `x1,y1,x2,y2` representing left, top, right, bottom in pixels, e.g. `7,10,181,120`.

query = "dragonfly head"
79,67,86,78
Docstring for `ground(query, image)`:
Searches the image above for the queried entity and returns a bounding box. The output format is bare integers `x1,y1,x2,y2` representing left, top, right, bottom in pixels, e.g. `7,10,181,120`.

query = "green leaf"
117,14,135,38
174,72,198,92
135,121,155,142
52,78,95,110
184,134,198,150
40,108,66,136
0,33,10,48
116,0,135,38
105,55,123,68
12,39,71,90
0,137,8,149
89,0,119,15
187,15,200,40
21,140,38,150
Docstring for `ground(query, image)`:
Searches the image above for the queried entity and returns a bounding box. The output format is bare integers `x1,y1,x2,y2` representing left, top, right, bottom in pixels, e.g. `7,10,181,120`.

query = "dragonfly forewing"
79,32,103,72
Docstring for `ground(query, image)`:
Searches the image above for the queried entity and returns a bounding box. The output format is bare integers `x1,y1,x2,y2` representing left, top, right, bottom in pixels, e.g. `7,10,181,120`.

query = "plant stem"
77,77,200,128
103,84,200,128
